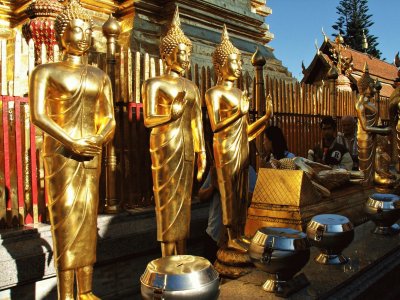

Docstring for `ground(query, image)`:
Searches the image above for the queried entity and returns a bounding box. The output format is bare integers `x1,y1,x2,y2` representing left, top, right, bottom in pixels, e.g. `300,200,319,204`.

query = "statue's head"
160,7,192,74
212,25,242,81
55,0,94,55
357,62,375,98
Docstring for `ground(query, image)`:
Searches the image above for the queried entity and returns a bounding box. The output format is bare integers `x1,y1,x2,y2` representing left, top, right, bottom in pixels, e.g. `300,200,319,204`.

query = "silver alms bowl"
365,193,400,235
140,255,220,300
307,214,354,265
249,227,310,293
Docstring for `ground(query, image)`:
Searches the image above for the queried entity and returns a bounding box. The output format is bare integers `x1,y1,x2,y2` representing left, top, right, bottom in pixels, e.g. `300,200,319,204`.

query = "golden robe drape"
43,69,102,271
213,115,249,228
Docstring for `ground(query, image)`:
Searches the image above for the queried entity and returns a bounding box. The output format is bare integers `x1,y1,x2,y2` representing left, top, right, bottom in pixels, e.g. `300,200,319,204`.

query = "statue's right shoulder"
205,85,219,96
31,62,60,78
205,86,226,104
142,75,166,89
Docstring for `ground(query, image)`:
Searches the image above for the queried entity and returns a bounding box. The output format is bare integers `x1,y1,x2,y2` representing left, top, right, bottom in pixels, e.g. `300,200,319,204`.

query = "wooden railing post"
251,48,266,170
102,15,121,213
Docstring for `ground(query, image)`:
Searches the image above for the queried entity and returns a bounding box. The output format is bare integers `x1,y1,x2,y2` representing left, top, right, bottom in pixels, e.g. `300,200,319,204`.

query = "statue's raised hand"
171,90,187,120
241,90,250,114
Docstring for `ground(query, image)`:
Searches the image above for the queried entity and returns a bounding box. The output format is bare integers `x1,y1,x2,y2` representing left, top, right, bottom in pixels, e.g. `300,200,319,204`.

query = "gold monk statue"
205,25,273,253
355,63,390,184
141,8,206,257
29,1,115,299
389,53,400,172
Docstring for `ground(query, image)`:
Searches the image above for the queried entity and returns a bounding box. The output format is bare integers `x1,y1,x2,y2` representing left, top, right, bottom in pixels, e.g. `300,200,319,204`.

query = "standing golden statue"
29,1,115,299
389,52,400,172
205,25,273,253
355,63,390,184
141,7,206,257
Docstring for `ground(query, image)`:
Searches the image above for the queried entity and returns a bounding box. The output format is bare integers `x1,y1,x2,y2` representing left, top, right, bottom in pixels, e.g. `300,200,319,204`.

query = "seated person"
337,115,359,170
308,116,353,171
198,165,257,263
261,126,295,167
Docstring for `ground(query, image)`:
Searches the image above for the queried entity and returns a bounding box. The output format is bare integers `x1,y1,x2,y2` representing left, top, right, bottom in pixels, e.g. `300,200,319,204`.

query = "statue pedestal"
214,248,254,279
246,169,372,236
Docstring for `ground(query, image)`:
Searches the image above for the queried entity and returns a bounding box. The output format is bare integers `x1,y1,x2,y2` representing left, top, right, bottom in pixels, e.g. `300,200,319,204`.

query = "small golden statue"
29,1,116,299
205,25,273,253
141,7,206,257
374,135,398,190
355,63,390,184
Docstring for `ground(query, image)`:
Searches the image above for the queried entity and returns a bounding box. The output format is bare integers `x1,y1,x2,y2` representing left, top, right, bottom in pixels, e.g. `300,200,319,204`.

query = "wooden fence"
0,32,392,228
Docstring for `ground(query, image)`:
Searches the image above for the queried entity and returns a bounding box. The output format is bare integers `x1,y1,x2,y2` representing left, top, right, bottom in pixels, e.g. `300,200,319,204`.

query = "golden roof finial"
301,61,306,74
322,27,328,42
315,39,320,55
212,24,241,76
160,6,192,58
54,0,93,37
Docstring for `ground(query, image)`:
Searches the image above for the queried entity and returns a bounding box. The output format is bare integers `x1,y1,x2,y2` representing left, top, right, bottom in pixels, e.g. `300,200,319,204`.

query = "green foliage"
332,0,382,58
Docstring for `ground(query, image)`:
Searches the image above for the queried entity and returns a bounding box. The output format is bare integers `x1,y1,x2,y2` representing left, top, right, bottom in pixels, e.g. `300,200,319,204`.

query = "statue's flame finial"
172,6,181,28
221,24,229,42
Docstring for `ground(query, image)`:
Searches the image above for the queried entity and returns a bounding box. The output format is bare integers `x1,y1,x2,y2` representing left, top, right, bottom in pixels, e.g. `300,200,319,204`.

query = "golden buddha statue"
389,54,400,172
29,1,115,299
141,8,206,257
205,25,273,253
374,135,397,189
355,63,390,184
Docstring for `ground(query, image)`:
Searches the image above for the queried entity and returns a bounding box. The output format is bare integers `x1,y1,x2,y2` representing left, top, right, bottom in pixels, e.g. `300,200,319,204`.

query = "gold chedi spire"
362,30,368,52
160,6,192,58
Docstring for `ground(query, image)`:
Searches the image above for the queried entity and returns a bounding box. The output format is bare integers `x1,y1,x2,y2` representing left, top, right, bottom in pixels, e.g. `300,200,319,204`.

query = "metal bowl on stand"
365,193,400,235
307,214,354,265
248,227,310,296
140,255,220,300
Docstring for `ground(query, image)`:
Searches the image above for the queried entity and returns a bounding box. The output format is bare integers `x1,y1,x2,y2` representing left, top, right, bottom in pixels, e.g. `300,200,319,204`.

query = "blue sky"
267,0,398,80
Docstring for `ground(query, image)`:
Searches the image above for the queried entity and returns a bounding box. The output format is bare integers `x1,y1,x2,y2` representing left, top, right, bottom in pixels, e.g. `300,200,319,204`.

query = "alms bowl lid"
140,255,219,291
308,214,353,233
368,193,400,210
251,227,309,251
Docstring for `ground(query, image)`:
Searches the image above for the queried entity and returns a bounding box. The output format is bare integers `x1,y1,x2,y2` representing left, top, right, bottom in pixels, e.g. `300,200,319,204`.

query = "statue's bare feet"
227,238,248,253
78,292,100,300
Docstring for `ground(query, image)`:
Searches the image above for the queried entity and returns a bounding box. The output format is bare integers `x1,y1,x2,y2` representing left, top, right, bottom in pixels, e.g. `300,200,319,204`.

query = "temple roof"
302,40,397,98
